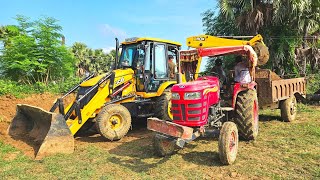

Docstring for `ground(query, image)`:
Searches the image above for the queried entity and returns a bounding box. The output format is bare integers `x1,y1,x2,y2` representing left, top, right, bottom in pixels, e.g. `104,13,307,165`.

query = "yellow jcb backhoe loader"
7,34,269,159
8,37,187,159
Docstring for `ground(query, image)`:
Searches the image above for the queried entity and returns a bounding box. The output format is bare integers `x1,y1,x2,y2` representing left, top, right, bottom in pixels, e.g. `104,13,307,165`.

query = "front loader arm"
186,34,263,48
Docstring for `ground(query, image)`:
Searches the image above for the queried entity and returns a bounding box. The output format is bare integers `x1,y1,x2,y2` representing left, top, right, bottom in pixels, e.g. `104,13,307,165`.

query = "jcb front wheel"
153,133,176,157
280,95,297,122
219,122,239,165
96,104,131,141
234,89,259,141
154,89,173,121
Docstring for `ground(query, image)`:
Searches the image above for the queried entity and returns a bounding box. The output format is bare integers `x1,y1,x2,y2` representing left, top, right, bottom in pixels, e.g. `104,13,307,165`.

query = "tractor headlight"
184,92,201,100
171,93,180,100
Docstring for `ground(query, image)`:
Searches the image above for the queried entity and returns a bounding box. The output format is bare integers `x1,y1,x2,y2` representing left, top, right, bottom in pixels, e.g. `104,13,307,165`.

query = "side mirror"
110,62,116,70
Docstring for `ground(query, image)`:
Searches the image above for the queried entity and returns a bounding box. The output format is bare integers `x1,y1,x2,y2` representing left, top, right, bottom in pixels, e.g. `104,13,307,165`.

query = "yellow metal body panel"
67,81,111,135
66,68,136,135
186,34,263,48
122,37,181,46
80,74,106,87
136,81,176,98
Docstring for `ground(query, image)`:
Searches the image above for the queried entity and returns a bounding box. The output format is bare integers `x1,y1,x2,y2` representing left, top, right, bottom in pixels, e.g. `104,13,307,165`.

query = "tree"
203,0,320,75
219,0,273,35
0,15,75,84
72,42,113,76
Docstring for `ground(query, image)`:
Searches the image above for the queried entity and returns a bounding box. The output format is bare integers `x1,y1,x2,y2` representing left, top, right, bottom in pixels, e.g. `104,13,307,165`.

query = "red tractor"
147,45,260,165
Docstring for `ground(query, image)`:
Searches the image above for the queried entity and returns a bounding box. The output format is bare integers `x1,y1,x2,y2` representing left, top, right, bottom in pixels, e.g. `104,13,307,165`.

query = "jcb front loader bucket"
7,104,74,159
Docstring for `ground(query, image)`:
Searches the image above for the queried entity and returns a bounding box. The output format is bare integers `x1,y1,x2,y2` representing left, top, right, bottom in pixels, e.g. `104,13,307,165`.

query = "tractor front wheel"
234,89,259,141
153,133,176,156
280,95,297,122
218,122,239,165
96,104,131,141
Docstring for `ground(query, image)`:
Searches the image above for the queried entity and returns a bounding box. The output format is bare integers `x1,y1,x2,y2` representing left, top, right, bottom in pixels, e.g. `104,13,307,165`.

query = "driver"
211,58,226,84
168,55,176,79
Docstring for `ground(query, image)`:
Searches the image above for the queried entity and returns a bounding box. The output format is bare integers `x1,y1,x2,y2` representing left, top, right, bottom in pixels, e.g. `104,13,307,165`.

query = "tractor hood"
172,76,219,92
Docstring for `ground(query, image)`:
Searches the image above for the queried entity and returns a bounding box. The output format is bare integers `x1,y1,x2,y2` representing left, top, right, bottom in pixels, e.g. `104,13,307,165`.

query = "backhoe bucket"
7,104,74,159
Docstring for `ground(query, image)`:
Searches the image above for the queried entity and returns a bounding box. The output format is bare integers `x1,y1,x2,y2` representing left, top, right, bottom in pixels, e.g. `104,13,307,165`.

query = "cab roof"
121,37,181,46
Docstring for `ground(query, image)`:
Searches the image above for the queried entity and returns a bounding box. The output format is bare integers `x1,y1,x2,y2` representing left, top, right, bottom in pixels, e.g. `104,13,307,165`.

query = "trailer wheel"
153,133,176,156
280,95,297,122
234,89,259,140
154,89,173,121
219,122,238,165
96,104,131,141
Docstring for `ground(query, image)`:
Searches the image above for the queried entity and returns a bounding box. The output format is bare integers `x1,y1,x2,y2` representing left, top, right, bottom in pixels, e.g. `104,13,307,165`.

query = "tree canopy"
0,15,75,84
202,0,320,75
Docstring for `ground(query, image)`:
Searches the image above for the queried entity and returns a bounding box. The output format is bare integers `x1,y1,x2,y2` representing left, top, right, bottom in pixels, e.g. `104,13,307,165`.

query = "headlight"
184,92,201,100
171,93,180,100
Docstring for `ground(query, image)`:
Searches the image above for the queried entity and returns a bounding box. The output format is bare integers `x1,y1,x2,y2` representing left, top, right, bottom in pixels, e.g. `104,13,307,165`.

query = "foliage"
307,74,320,94
72,42,114,77
202,10,240,36
0,77,80,98
202,1,320,75
0,15,75,84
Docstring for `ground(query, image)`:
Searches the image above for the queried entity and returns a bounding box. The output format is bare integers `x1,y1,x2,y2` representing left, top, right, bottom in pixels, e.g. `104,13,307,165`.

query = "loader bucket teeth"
7,104,74,159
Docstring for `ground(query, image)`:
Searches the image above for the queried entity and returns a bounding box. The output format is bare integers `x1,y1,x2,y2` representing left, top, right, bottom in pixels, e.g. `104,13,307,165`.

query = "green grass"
0,105,319,179
0,78,80,98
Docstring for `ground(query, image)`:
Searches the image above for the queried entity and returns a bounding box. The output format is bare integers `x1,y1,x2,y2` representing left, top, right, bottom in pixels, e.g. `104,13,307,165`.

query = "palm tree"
72,42,90,76
219,0,273,35
273,0,320,47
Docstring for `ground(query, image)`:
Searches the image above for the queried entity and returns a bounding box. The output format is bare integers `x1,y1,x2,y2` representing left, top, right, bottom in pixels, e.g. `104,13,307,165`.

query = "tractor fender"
232,82,257,109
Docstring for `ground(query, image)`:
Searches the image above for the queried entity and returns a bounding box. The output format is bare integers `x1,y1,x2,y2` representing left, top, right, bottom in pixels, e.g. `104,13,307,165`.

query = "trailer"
255,69,306,121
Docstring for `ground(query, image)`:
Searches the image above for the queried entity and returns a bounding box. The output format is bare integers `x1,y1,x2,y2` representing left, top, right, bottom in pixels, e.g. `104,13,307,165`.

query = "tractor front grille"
171,101,208,123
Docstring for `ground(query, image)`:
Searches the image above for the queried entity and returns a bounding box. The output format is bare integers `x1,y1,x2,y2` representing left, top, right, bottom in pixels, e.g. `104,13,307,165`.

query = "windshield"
119,44,145,68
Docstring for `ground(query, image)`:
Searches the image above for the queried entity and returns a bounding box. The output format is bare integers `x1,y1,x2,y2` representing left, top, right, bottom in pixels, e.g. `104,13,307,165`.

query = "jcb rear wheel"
234,89,259,141
96,104,131,141
280,95,297,122
153,133,176,157
219,122,239,165
154,89,173,121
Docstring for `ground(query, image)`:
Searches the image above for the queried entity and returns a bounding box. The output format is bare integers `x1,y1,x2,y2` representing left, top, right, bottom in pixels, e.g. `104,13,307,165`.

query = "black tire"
234,89,259,141
96,104,131,141
153,133,176,157
219,122,239,165
154,89,173,121
280,95,297,122
75,118,96,136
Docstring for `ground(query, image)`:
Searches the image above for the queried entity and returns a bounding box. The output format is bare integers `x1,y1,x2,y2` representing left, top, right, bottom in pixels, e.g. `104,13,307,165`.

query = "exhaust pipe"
115,38,119,70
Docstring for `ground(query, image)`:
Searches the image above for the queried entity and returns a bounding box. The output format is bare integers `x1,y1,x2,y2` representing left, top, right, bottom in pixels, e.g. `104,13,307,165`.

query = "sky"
1,0,218,71
1,0,217,52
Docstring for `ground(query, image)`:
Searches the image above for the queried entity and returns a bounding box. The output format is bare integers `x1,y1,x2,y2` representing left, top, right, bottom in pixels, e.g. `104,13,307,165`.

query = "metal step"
137,113,154,118
220,107,234,111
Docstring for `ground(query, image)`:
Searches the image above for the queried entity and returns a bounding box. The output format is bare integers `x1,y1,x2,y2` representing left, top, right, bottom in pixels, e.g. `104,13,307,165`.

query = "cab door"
145,43,168,92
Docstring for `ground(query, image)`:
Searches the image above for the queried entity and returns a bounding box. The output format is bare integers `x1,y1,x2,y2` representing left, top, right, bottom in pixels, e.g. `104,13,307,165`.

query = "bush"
306,74,320,94
0,77,81,98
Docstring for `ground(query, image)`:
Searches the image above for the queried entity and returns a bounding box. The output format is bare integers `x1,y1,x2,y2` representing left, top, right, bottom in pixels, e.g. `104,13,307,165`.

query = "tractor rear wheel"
96,104,131,141
154,89,173,121
153,133,176,156
280,95,297,122
219,122,239,165
234,89,259,141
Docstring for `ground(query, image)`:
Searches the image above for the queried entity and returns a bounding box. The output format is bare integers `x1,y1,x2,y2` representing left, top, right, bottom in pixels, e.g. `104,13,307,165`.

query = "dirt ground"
0,93,319,179
0,93,151,159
